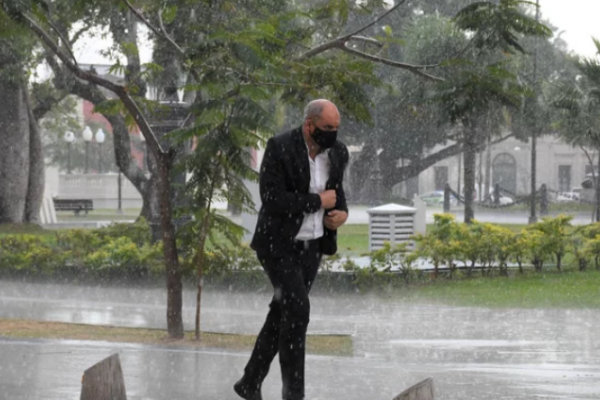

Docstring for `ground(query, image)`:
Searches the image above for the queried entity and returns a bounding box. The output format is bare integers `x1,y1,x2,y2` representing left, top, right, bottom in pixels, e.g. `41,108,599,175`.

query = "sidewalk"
1,280,599,399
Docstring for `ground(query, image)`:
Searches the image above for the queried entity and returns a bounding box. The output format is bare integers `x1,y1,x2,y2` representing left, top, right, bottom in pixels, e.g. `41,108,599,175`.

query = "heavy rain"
0,0,599,399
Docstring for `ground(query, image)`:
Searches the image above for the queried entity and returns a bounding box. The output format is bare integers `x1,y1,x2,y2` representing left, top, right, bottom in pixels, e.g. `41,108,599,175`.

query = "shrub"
526,215,573,272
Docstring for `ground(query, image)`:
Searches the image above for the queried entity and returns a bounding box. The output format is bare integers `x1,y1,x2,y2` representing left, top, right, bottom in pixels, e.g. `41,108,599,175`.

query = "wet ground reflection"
0,280,599,399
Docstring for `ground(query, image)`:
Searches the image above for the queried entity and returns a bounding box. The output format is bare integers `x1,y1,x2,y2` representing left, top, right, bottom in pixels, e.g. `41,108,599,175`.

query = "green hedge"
412,214,600,277
0,219,262,283
2,215,600,291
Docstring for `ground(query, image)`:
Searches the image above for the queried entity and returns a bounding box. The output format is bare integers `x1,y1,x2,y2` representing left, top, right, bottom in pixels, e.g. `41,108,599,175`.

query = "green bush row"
416,214,600,276
0,219,261,283
316,214,600,292
3,215,599,291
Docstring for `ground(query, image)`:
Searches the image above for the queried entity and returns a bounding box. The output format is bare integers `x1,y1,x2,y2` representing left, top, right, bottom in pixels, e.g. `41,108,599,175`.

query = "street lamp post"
529,0,540,224
147,101,191,241
83,126,93,173
117,170,123,215
95,128,106,173
139,132,147,172
64,131,75,174
370,148,383,207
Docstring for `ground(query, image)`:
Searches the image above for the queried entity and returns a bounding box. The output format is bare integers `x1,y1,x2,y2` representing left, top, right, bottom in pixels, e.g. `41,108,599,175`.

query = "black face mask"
311,126,337,149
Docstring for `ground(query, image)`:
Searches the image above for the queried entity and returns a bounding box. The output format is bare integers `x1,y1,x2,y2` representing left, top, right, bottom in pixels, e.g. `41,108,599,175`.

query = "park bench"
53,198,94,215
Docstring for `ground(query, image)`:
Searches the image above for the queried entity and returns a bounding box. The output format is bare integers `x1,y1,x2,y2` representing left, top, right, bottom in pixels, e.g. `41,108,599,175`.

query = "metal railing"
442,183,548,213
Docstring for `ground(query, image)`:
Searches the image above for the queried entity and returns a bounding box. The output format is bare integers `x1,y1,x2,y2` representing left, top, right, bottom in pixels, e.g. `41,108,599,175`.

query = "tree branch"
490,133,515,147
347,35,384,48
70,24,93,46
298,1,408,60
398,143,462,181
344,0,408,40
296,0,446,81
581,145,597,185
394,132,516,182
46,19,78,67
342,45,445,82
120,0,164,44
156,9,184,55
45,53,150,194
298,0,406,61
121,0,201,85
120,0,185,56
31,90,67,121
23,12,166,157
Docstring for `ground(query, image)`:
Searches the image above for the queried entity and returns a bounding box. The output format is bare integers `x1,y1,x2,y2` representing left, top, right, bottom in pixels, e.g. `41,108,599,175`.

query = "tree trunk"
24,90,45,224
141,143,162,241
477,150,483,202
47,58,150,215
484,133,492,200
463,122,477,224
0,81,30,224
578,257,586,272
157,153,184,339
457,152,462,195
596,149,600,222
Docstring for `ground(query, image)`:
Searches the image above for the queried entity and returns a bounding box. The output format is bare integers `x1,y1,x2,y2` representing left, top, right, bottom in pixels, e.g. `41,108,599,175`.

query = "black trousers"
243,239,322,400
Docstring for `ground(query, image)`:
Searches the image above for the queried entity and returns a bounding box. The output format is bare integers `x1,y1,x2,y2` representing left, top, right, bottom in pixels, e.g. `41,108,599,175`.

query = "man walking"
234,99,349,400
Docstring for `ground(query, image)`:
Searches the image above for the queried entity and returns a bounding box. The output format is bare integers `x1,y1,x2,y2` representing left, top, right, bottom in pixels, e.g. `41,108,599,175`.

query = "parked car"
418,191,458,206
483,190,514,205
495,194,514,205
556,191,580,203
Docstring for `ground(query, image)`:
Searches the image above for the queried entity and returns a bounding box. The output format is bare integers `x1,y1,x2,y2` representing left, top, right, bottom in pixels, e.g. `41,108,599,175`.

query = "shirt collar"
303,136,329,156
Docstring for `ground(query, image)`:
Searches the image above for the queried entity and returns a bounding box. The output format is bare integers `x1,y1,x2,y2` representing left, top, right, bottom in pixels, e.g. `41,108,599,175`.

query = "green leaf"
382,25,393,37
453,0,552,55
161,5,178,25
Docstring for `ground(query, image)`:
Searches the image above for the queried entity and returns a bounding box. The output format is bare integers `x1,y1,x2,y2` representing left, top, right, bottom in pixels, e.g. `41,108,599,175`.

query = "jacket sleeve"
327,142,349,214
259,138,322,214
336,181,348,214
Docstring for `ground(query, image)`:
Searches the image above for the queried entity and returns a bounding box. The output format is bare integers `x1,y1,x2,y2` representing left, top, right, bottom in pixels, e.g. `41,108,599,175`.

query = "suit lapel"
292,128,311,194
327,144,343,184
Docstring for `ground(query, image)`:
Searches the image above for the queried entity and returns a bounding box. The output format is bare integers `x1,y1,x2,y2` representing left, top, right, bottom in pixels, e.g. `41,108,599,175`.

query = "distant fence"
442,183,549,213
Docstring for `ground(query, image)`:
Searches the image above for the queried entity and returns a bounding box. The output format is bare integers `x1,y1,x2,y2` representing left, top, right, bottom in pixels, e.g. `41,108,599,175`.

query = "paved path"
1,280,600,399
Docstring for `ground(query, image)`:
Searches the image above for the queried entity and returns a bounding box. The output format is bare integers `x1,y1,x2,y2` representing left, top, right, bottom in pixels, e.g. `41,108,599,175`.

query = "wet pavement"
1,280,600,399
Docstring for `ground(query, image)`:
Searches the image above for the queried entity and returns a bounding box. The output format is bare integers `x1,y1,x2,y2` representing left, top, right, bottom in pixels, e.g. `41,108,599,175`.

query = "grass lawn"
399,269,600,309
0,319,353,357
0,224,56,238
337,224,369,255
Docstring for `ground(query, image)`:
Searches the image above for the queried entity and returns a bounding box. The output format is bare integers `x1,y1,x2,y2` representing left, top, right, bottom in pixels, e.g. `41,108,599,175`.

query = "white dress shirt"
295,146,330,241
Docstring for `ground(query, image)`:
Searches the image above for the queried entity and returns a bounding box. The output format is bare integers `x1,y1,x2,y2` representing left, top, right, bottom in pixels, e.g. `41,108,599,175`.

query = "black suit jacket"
250,126,349,257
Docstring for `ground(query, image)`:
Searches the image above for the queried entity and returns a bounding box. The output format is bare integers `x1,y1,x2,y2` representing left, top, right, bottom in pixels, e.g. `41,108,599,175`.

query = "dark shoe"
233,379,263,400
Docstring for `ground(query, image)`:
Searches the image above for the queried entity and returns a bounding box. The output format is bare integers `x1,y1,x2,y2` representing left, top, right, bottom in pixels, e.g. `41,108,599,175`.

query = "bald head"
302,99,341,151
303,99,339,121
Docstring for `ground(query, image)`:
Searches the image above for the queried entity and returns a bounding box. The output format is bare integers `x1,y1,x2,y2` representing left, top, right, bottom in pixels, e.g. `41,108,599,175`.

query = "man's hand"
324,210,348,231
319,190,337,209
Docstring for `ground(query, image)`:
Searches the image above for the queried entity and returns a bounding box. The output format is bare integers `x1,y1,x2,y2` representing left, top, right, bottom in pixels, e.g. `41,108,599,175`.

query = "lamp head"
83,126,93,142
95,128,106,144
64,131,75,143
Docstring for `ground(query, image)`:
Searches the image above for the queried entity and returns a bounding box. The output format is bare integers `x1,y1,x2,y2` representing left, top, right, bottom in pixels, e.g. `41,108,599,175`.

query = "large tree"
551,40,600,221
334,1,556,203
0,15,48,224
1,0,551,336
